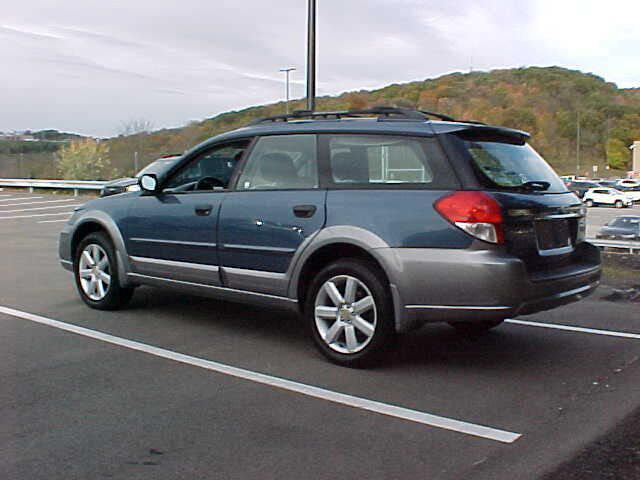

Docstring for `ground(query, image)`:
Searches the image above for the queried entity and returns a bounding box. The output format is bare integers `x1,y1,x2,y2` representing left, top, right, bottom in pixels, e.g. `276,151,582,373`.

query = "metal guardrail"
588,238,640,254
0,178,107,196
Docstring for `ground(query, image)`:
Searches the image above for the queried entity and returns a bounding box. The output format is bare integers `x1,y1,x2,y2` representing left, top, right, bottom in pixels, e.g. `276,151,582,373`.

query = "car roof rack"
249,106,459,125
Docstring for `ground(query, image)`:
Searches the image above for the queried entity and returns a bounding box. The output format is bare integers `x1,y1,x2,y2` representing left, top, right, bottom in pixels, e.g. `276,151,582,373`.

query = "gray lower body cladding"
60,222,601,334
377,242,601,332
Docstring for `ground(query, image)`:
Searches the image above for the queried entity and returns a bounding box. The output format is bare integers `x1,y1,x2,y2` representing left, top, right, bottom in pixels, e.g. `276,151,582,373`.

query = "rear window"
328,135,457,188
459,133,567,193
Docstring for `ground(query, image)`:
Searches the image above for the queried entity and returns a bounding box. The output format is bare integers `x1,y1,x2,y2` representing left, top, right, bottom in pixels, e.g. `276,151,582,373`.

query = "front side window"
237,135,318,190
328,135,456,187
164,141,249,192
136,157,181,177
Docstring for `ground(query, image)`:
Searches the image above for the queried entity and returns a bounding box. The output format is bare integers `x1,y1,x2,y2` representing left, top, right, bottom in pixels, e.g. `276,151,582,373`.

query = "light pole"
576,109,581,176
306,0,316,111
279,67,296,114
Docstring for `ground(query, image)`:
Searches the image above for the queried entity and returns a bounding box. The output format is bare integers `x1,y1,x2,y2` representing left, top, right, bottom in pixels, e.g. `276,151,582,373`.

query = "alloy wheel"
78,244,111,301
314,275,377,354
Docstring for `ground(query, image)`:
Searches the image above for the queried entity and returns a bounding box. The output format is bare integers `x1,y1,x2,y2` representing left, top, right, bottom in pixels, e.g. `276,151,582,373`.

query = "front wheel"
74,232,134,310
585,199,594,207
305,259,395,367
615,200,624,208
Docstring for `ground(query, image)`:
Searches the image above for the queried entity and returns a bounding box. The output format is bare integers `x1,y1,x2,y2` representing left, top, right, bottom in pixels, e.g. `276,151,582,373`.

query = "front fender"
68,210,133,287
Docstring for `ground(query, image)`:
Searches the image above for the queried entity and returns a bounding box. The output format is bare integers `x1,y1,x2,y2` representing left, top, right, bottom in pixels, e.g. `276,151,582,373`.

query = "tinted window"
459,133,567,193
328,135,456,187
237,135,318,190
165,141,249,191
136,157,181,177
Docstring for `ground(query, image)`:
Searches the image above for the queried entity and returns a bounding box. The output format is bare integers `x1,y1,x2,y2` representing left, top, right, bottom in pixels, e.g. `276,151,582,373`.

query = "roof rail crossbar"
249,107,457,125
418,110,456,122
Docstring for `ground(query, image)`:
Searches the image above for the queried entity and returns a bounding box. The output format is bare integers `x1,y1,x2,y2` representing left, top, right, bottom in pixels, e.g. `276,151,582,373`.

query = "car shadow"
122,286,579,372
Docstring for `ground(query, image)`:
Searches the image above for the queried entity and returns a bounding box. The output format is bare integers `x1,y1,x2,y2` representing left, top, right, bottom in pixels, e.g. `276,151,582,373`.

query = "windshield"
460,135,567,193
136,157,181,177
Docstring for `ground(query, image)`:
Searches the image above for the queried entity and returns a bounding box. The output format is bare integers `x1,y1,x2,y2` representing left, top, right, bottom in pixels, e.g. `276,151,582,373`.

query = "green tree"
57,139,113,180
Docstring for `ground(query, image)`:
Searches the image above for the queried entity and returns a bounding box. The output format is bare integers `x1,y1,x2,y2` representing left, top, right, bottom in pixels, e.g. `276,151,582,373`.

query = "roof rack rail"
249,107,457,125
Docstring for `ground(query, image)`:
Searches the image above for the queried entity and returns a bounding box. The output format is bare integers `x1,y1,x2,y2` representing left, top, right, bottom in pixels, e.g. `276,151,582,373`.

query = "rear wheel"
305,259,394,367
74,232,134,310
615,200,624,208
448,319,505,336
585,199,594,207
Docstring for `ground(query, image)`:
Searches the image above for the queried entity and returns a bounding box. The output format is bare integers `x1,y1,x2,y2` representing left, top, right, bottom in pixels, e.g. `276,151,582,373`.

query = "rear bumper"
377,242,601,332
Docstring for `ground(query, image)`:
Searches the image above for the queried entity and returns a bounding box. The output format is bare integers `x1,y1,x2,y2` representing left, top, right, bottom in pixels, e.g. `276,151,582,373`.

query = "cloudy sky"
1,0,638,137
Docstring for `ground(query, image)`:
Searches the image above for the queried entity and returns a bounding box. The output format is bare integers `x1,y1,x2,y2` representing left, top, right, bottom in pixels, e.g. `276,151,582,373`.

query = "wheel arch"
70,212,132,287
288,226,404,331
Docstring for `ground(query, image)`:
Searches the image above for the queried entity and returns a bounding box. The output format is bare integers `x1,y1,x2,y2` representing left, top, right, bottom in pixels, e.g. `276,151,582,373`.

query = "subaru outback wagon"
59,108,601,366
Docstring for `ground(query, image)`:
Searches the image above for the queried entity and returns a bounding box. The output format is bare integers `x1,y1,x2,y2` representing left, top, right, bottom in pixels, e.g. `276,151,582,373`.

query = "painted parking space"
0,192,91,223
1,189,640,480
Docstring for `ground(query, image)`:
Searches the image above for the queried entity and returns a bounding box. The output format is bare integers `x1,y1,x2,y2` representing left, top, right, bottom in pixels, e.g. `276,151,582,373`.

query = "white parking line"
0,199,78,207
37,218,72,224
0,305,520,444
0,204,81,214
0,196,43,202
0,211,74,220
506,319,640,339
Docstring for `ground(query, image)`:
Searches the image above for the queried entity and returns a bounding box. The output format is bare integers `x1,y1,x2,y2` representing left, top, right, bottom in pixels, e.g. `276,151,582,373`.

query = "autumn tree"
57,139,113,180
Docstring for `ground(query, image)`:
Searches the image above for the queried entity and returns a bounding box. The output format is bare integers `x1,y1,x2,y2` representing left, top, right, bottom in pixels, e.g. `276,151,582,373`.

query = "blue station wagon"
59,108,601,366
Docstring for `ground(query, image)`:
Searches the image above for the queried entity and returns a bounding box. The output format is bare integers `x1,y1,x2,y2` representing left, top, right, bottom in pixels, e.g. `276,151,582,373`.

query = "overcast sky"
1,0,638,137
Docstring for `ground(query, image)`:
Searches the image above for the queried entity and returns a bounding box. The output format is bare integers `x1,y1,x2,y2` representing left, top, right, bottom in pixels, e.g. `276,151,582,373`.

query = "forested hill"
109,66,638,177
4,67,639,179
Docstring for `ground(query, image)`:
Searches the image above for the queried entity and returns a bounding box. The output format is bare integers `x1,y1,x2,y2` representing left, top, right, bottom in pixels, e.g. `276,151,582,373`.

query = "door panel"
218,190,326,276
122,140,251,285
124,192,223,285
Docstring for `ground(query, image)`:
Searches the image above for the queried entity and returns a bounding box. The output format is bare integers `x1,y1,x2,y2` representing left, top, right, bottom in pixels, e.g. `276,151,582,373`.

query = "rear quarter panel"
325,190,472,248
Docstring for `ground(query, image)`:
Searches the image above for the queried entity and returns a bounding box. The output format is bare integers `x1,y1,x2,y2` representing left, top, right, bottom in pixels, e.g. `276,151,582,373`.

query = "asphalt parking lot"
1,191,640,480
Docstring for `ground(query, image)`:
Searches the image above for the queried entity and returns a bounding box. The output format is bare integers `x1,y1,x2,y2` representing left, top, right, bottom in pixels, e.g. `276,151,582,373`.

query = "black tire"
448,319,505,336
585,199,594,207
615,200,623,209
74,231,134,310
305,259,395,367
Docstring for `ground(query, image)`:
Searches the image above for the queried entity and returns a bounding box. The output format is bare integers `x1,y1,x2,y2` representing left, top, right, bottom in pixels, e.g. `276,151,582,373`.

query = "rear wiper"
519,181,551,191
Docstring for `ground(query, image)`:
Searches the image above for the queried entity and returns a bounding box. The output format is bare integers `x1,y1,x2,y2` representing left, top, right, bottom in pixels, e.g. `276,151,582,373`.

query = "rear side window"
327,135,457,188
458,133,567,193
237,135,318,190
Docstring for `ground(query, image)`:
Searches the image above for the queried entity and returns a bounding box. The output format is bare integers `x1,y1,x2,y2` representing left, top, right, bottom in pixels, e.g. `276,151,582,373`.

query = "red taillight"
434,191,504,244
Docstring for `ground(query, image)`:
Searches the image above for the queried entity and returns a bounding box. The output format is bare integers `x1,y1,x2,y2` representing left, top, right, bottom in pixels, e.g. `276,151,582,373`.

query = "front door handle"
293,205,317,218
195,204,213,216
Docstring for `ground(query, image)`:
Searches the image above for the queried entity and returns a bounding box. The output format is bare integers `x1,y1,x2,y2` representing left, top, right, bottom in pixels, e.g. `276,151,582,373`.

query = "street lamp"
279,67,296,114
306,0,316,111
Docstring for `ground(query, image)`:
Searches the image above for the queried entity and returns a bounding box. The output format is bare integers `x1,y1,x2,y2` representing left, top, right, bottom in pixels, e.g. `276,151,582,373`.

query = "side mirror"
139,174,159,193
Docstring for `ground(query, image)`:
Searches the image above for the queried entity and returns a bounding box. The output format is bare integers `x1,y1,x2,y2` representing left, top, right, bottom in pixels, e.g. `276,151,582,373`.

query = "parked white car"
620,189,640,202
617,179,640,189
583,188,634,208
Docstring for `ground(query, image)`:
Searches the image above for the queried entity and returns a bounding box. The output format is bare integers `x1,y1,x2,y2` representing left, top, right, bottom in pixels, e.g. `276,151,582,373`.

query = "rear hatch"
455,130,590,275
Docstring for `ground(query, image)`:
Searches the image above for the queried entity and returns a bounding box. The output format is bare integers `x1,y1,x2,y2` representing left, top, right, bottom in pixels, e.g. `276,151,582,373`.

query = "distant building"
632,141,640,178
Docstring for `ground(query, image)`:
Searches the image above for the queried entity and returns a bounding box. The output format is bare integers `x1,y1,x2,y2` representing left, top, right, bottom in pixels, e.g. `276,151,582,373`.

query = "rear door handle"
293,205,317,218
195,204,213,216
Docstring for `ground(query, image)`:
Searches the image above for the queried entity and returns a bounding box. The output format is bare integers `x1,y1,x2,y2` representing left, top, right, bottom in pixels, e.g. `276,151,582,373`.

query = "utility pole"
279,67,296,114
134,151,139,174
576,109,581,176
306,0,316,111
